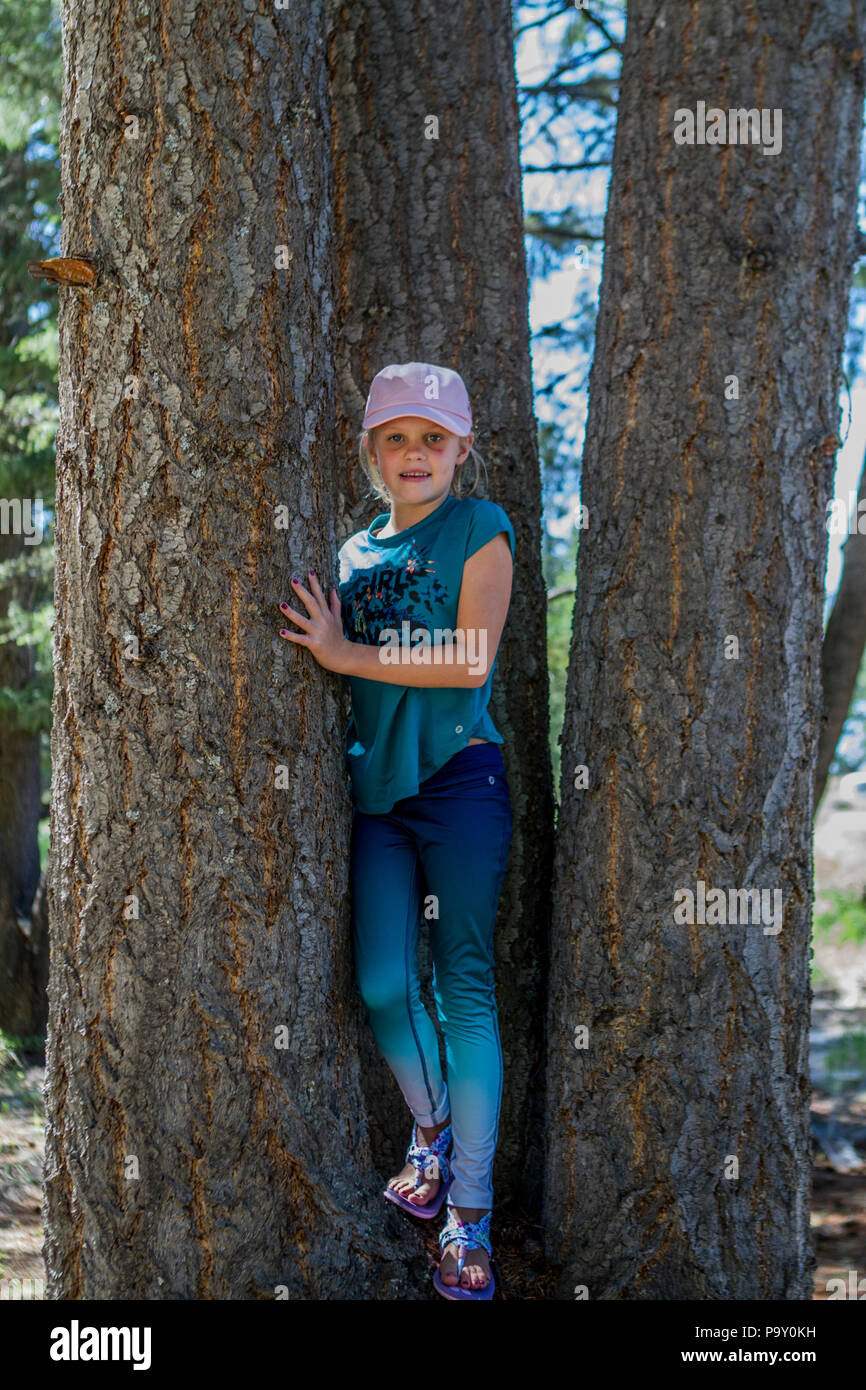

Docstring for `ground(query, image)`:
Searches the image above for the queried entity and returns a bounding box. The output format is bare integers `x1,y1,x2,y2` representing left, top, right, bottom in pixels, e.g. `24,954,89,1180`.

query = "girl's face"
367,416,473,504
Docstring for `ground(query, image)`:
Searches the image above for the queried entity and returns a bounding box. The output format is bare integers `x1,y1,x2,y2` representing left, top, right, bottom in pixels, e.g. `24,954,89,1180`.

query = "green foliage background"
0,0,62,872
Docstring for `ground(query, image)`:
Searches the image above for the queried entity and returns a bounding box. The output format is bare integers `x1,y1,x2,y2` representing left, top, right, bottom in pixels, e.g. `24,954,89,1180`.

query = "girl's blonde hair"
357,424,489,504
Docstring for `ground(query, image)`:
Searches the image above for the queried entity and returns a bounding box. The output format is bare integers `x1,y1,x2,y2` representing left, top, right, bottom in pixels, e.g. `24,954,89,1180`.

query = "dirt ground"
1,1046,862,1301
0,1057,44,1299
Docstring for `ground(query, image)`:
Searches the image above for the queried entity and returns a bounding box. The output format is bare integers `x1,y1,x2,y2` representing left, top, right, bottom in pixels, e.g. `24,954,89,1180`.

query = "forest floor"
1,1022,863,1301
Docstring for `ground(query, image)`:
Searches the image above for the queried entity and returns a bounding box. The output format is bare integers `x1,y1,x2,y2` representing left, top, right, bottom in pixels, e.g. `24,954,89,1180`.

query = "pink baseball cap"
362,362,473,438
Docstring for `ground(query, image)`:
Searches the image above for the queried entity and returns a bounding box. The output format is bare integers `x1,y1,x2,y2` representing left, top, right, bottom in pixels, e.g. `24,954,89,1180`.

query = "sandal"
382,1121,453,1219
432,1207,495,1300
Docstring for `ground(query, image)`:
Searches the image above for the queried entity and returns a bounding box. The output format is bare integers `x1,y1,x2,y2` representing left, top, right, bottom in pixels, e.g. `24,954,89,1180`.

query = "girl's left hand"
278,572,349,674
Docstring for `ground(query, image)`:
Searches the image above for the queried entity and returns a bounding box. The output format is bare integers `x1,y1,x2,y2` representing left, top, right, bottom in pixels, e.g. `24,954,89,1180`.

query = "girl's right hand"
278,571,350,674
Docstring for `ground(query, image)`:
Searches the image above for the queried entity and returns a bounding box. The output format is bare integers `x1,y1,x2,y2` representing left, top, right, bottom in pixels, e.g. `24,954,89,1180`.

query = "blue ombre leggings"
349,741,512,1210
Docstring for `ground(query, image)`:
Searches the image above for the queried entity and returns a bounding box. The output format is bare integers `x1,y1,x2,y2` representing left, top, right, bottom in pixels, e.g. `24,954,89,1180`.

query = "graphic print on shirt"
341,538,450,647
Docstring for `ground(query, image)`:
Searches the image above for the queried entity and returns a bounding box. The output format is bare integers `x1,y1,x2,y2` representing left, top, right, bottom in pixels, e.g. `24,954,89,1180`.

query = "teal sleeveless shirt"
338,493,515,814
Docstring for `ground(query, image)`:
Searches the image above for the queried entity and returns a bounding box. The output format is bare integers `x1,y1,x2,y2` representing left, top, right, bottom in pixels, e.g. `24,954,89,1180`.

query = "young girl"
277,362,514,1300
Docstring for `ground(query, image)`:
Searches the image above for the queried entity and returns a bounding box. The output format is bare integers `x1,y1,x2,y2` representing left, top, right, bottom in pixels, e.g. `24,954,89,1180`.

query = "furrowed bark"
545,0,866,1298
43,0,425,1299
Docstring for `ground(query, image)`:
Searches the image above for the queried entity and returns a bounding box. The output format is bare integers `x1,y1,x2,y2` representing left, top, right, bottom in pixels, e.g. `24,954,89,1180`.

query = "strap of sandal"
406,1122,453,1188
438,1209,492,1281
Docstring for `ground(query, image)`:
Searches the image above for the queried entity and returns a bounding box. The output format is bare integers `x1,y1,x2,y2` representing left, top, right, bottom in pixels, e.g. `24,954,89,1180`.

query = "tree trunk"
545,0,866,1298
0,529,46,1035
326,0,554,1213
814,452,866,808
43,0,426,1299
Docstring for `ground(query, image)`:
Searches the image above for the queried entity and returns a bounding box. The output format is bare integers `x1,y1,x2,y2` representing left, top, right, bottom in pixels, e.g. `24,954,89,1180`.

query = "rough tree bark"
544,1,866,1297
326,0,553,1213
43,0,424,1298
814,452,866,808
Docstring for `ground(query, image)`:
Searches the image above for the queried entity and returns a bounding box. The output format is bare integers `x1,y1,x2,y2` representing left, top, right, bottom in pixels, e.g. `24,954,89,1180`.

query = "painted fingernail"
308,569,314,577
279,629,289,636
279,602,289,612
291,576,299,584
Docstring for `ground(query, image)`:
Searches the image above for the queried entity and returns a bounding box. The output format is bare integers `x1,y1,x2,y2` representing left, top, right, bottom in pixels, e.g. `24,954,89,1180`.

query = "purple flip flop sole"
382,1173,452,1219
433,1266,496,1300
